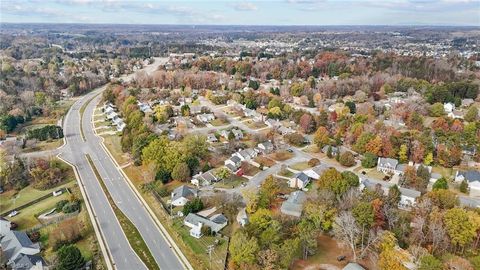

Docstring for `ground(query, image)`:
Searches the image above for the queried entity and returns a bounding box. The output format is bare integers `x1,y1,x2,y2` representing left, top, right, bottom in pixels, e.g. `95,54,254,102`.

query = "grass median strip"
79,95,96,141
85,154,160,270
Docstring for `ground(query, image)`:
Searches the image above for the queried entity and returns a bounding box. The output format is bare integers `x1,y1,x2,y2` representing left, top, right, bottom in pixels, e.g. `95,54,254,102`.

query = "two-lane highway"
60,58,186,270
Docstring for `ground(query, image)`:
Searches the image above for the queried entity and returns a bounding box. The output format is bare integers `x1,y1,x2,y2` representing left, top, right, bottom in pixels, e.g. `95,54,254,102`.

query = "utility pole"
206,244,214,270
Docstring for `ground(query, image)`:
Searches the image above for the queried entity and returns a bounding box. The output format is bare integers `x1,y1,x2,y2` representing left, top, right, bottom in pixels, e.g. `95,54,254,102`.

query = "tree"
215,167,230,181
464,106,479,122
377,232,408,270
326,145,333,158
182,198,204,216
229,231,259,266
299,113,315,133
418,254,443,270
313,126,329,148
341,171,359,187
444,208,479,251
171,162,190,181
362,152,378,168
365,135,383,156
423,152,434,166
387,185,401,207
257,176,280,209
345,101,356,114
432,177,448,190
268,106,283,119
319,168,354,196
284,132,304,146
429,103,445,117
333,211,361,261
460,180,469,194
57,245,85,270
352,202,374,229
426,189,459,209
339,151,356,167
398,144,408,163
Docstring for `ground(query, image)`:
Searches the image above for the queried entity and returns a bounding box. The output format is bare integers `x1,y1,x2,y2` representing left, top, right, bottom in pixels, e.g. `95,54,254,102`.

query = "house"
459,196,480,208
196,113,215,123
289,172,310,189
207,134,218,143
190,105,203,115
106,111,118,120
221,128,243,140
170,185,198,207
455,170,480,196
377,157,400,174
138,101,153,113
236,207,248,227
225,156,242,172
116,121,126,132
280,191,307,217
303,164,329,180
184,212,228,238
233,148,258,161
257,141,274,154
360,178,421,208
444,102,455,114
462,146,477,157
321,145,339,156
343,263,365,270
278,126,295,135
191,170,218,187
0,221,46,269
264,118,281,128
461,99,475,107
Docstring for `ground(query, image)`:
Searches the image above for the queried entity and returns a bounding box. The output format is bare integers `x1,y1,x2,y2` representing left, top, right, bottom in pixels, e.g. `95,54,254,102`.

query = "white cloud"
232,2,258,11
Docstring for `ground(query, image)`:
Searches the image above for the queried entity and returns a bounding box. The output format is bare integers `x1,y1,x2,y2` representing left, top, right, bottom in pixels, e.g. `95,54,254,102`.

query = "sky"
0,0,479,26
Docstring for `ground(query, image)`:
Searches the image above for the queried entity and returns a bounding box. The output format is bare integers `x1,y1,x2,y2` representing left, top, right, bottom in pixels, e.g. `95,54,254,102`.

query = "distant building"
184,213,228,238
257,141,274,154
289,172,310,189
191,170,218,187
455,170,480,196
360,178,421,208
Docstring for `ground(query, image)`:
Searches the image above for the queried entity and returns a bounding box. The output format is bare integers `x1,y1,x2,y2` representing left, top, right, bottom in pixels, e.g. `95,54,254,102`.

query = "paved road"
60,58,186,270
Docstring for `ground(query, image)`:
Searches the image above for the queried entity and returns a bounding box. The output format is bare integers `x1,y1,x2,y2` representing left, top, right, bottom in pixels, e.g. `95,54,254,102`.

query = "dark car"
337,255,346,261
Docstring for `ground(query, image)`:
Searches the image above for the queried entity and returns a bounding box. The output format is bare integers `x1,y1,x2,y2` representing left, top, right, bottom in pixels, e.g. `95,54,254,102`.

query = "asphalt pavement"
59,58,186,270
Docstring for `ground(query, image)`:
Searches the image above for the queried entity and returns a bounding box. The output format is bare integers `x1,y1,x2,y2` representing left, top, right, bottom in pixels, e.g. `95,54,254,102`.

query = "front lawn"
269,150,294,161
1,181,75,214
214,175,248,189
254,156,276,167
9,192,70,230
210,118,229,126
241,162,261,176
289,161,312,171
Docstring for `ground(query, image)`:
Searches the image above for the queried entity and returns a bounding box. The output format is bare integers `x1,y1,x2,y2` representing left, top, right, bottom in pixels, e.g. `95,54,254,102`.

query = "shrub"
49,219,84,250
56,200,69,211
284,133,304,146
432,177,448,190
308,158,320,167
28,231,41,242
459,180,469,194
62,201,80,213
57,245,85,270
339,151,355,167
361,152,377,168
182,198,204,216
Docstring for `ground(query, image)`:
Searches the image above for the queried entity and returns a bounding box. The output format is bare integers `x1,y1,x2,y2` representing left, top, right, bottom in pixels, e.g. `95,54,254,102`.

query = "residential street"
59,58,187,270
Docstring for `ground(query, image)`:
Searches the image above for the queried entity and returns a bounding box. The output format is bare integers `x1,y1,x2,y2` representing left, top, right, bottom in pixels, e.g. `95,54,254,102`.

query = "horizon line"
1,22,479,28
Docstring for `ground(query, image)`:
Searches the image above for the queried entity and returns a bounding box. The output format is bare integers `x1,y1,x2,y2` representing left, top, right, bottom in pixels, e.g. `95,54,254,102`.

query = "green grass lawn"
279,169,294,178
303,145,320,153
210,118,229,126
171,219,228,270
245,120,267,130
1,181,75,214
9,192,70,230
432,166,453,178
214,175,248,189
289,161,312,171
102,134,130,165
21,139,63,153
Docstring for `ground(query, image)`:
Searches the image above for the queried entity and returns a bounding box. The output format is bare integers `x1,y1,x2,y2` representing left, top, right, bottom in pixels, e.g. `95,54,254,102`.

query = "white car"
8,210,18,217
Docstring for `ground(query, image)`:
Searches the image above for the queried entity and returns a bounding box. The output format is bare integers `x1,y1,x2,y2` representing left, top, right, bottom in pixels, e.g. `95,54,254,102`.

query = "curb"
90,98,193,270
57,154,115,270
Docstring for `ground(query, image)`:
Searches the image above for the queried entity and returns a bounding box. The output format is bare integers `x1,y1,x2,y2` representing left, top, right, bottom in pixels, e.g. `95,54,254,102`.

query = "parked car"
287,149,294,153
8,211,18,217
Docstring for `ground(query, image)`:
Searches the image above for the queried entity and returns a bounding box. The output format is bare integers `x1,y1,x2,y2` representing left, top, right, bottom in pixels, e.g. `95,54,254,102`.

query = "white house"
280,191,307,217
233,148,258,162
225,156,242,172
196,113,215,123
257,141,274,154
221,128,243,140
289,172,310,189
184,212,228,238
360,178,421,208
170,185,198,207
377,157,401,174
302,164,329,180
191,170,218,187
455,170,480,196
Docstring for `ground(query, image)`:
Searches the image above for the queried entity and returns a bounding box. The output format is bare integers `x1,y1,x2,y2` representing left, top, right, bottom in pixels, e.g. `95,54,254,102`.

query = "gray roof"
377,157,399,169
280,191,306,217
184,213,227,232
14,254,45,269
1,230,38,261
459,196,480,208
362,178,420,199
171,185,197,202
230,155,241,164
295,172,310,184
458,170,480,182
343,263,365,270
